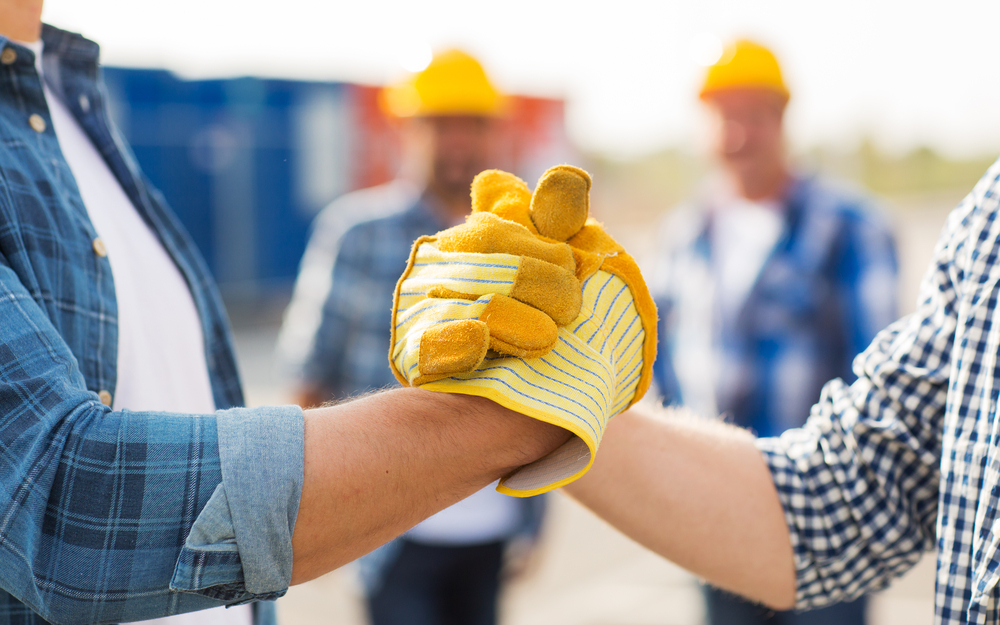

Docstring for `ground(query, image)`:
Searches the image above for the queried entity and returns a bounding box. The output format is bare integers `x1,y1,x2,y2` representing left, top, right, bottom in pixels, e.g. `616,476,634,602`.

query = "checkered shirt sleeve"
756,165,998,611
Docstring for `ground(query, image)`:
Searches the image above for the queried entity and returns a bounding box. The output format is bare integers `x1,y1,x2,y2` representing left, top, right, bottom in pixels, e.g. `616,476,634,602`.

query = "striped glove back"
390,166,657,496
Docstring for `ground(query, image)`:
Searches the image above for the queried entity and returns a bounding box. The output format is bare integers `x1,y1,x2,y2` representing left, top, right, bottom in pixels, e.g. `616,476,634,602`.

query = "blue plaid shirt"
297,192,445,396
651,175,899,438
755,158,1000,623
0,26,303,624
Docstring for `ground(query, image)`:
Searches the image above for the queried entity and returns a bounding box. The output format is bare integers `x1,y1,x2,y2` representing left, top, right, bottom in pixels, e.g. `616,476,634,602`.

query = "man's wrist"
419,389,572,472
290,387,568,583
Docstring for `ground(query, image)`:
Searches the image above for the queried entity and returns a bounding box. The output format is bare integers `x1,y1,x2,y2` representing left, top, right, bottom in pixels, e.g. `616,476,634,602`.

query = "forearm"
290,387,570,583
565,405,796,609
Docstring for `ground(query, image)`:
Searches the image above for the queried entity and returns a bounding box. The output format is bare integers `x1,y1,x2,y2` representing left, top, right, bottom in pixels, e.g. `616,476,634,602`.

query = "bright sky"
42,0,1000,159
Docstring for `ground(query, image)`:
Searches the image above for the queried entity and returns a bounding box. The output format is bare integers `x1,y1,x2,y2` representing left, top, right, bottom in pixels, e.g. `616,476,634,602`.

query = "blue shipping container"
103,68,351,294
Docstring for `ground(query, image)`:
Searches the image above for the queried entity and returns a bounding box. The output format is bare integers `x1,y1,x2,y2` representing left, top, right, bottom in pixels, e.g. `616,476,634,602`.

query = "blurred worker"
649,40,898,625
279,50,545,625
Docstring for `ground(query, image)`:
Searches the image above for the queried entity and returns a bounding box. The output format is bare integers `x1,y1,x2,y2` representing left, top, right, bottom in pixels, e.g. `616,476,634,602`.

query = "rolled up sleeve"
0,253,307,623
171,405,304,603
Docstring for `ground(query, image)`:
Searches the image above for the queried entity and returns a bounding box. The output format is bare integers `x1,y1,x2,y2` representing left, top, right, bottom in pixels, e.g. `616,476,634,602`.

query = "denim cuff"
172,405,304,600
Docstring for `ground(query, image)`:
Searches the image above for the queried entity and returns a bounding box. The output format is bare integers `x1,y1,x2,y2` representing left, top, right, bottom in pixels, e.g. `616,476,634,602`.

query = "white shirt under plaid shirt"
756,156,1000,623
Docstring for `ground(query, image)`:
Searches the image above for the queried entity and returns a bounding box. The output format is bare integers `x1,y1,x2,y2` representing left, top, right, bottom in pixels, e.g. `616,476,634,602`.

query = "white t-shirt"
23,39,251,625
711,195,784,322
405,480,522,545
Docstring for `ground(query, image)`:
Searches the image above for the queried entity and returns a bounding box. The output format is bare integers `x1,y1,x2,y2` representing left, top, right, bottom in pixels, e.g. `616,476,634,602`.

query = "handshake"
389,166,657,496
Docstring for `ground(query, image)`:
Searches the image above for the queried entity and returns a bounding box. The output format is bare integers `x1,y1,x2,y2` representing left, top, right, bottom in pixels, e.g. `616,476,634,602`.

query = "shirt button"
78,94,90,113
28,114,46,133
92,237,108,257
98,390,113,406
0,48,16,65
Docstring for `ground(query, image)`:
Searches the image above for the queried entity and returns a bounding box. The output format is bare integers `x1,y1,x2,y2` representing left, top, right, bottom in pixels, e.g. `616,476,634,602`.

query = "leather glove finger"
392,291,559,386
401,240,581,328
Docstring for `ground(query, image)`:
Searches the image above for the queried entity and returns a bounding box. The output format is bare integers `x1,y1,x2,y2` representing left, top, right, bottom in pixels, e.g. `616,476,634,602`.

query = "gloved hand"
390,165,657,496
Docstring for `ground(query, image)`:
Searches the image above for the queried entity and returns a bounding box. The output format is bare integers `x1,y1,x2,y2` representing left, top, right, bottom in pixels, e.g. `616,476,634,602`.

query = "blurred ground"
229,182,963,624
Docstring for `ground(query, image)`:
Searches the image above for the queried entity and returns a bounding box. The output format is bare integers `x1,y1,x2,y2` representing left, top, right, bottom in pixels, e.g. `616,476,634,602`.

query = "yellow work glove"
390,165,657,496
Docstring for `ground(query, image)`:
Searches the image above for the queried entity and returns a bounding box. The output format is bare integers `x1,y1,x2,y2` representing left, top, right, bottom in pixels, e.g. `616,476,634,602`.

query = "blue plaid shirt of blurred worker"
651,174,899,438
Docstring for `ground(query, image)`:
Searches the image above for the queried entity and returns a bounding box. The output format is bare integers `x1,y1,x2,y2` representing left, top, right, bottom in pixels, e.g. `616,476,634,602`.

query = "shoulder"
943,156,1000,266
311,180,421,243
334,196,441,276
962,155,1000,225
329,179,420,216
793,174,892,235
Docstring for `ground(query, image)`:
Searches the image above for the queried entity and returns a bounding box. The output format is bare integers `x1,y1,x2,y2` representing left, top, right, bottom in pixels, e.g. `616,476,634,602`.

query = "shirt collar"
10,38,43,75
40,23,101,67
697,172,810,235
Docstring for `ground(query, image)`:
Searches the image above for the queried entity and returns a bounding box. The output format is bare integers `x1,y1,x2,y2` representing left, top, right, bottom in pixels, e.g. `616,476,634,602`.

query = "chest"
667,229,842,345
0,136,119,396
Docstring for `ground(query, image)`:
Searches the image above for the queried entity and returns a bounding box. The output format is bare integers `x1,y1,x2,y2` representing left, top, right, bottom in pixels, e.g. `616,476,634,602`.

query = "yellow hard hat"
380,49,504,118
699,39,789,101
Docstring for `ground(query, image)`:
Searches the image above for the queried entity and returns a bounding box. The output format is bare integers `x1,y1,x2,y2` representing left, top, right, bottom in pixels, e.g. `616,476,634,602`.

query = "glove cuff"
600,250,658,410
422,326,615,497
